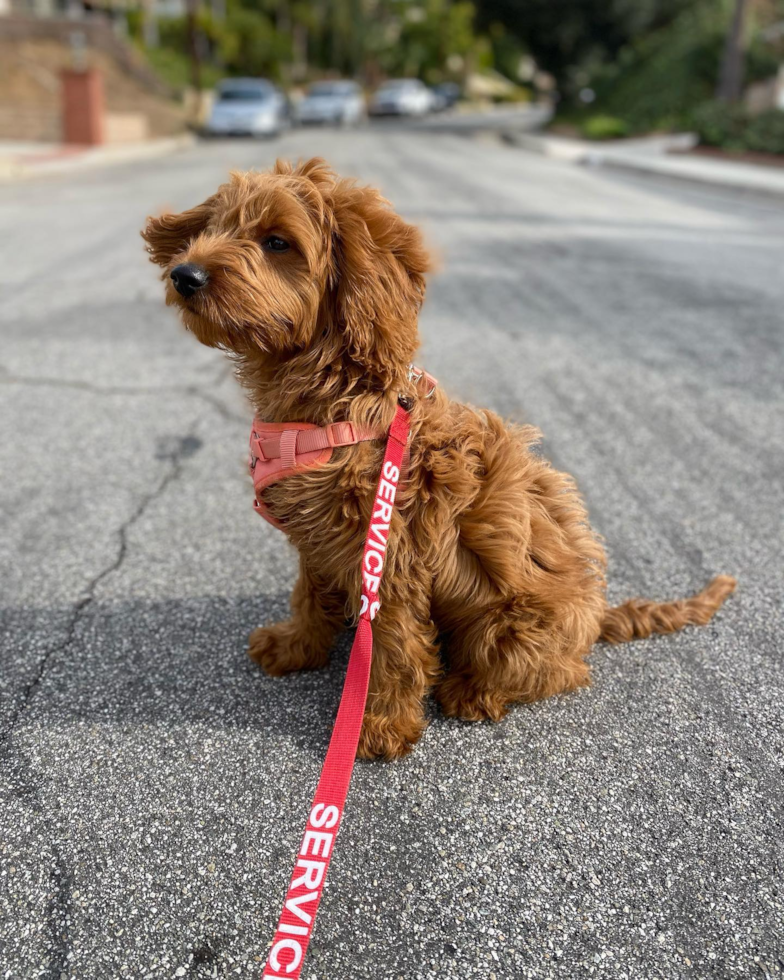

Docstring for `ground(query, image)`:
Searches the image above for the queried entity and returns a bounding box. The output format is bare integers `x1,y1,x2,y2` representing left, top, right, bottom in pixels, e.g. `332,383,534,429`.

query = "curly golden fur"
142,158,736,759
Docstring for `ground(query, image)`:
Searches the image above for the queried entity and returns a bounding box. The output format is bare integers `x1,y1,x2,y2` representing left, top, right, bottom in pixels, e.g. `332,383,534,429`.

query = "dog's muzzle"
170,263,209,299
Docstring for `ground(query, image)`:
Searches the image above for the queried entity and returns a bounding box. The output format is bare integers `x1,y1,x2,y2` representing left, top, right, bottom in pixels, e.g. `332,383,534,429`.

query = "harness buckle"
250,432,268,464
325,421,357,448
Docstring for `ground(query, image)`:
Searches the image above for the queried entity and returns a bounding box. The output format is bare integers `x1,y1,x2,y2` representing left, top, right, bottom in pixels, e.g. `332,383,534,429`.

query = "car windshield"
308,83,356,98
219,86,274,102
380,80,417,91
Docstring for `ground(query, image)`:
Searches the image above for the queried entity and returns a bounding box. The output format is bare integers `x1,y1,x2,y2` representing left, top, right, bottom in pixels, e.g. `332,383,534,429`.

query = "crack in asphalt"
0,360,237,748
0,356,244,975
0,358,237,973
0,425,204,748
0,418,214,978
0,370,247,425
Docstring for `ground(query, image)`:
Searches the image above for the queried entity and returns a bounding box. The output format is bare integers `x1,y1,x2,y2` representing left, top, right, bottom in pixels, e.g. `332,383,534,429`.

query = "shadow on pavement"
2,593,361,752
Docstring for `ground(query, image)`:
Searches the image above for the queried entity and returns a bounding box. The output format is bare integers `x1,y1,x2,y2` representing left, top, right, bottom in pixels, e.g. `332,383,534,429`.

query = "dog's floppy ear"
328,182,430,379
141,196,216,267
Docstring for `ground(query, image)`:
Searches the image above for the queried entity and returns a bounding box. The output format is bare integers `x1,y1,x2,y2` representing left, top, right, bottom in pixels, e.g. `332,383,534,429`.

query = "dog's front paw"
357,712,426,760
248,623,328,677
436,673,509,723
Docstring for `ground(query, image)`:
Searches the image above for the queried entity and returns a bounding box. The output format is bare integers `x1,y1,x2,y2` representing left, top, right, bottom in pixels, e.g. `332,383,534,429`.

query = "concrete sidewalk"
0,133,195,183
510,130,784,198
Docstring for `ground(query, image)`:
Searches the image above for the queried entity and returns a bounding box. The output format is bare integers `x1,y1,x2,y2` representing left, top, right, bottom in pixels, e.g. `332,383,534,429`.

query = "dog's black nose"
170,263,209,299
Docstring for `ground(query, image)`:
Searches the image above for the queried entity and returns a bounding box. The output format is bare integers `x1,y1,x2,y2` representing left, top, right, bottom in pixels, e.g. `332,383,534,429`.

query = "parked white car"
205,79,288,138
296,81,366,126
369,79,433,118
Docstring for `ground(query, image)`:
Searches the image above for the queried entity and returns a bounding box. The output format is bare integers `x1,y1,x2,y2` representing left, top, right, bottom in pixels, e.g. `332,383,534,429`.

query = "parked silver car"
296,81,366,126
205,79,288,138
369,78,433,117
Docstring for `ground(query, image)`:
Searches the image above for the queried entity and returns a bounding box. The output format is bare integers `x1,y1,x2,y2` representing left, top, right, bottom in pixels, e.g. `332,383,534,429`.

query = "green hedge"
746,109,784,155
580,114,629,140
693,101,784,155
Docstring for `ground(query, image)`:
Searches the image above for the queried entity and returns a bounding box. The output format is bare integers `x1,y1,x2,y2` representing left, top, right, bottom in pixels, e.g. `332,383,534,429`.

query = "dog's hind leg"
249,557,345,676
436,597,594,723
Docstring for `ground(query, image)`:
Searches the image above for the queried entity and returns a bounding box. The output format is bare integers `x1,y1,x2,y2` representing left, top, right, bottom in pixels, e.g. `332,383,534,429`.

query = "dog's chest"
260,459,378,589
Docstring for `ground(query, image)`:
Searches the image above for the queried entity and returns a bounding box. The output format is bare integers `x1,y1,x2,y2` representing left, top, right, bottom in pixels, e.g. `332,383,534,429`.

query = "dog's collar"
249,365,437,529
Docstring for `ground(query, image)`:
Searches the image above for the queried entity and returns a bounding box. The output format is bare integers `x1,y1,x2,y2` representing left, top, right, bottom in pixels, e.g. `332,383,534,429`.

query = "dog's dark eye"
261,235,291,253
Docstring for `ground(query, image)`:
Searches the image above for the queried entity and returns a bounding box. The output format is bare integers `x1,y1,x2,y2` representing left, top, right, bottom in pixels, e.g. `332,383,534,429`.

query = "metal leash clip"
407,363,438,398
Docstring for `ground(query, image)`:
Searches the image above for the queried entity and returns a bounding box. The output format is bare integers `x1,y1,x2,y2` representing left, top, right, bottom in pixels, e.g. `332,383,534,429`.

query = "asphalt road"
1,130,782,980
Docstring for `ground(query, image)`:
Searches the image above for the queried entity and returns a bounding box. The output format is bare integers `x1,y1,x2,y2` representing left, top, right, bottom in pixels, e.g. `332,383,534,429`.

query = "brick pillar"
61,69,105,146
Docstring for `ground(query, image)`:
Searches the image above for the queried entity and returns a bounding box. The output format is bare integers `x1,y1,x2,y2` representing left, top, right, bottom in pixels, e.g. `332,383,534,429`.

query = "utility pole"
716,0,750,102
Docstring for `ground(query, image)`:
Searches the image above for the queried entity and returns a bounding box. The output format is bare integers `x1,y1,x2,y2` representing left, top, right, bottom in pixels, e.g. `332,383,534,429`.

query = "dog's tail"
599,575,736,644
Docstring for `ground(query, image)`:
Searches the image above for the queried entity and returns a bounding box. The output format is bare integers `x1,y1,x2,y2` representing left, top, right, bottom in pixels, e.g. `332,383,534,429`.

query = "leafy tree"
219,6,290,78
474,0,703,91
135,0,504,88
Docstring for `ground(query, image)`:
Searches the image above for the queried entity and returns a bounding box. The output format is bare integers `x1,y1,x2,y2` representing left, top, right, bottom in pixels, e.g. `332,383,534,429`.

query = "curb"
501,131,588,161
585,151,784,201
505,130,784,200
0,133,196,184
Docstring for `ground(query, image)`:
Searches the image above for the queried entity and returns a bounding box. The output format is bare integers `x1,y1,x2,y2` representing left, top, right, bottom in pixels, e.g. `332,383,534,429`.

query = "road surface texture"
1,130,782,980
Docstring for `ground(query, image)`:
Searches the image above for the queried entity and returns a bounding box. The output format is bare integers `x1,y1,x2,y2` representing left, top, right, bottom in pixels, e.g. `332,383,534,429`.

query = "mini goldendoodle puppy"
143,158,735,760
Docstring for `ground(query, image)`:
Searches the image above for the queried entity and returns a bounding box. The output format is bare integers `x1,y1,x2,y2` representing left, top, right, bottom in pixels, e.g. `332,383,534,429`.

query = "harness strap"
250,420,379,467
260,403,411,980
249,365,438,529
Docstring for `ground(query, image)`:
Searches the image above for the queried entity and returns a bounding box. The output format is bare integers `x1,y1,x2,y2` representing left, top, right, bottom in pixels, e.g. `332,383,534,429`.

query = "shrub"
491,85,532,104
745,109,784,156
587,4,725,134
581,114,629,140
575,3,780,138
692,102,784,155
692,100,750,150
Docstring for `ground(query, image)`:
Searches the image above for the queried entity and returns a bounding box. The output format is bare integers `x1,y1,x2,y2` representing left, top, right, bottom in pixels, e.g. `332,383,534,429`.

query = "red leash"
261,403,411,979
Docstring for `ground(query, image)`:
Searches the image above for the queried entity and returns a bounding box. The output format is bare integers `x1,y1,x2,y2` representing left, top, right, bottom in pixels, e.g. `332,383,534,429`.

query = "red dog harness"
249,366,437,529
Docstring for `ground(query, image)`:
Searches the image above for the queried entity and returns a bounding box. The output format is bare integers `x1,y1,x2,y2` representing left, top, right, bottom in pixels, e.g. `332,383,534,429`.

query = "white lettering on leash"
264,802,340,976
378,478,397,502
361,463,401,599
285,891,318,923
373,500,393,524
291,859,324,891
310,804,339,828
359,595,381,620
269,938,302,973
301,830,331,858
